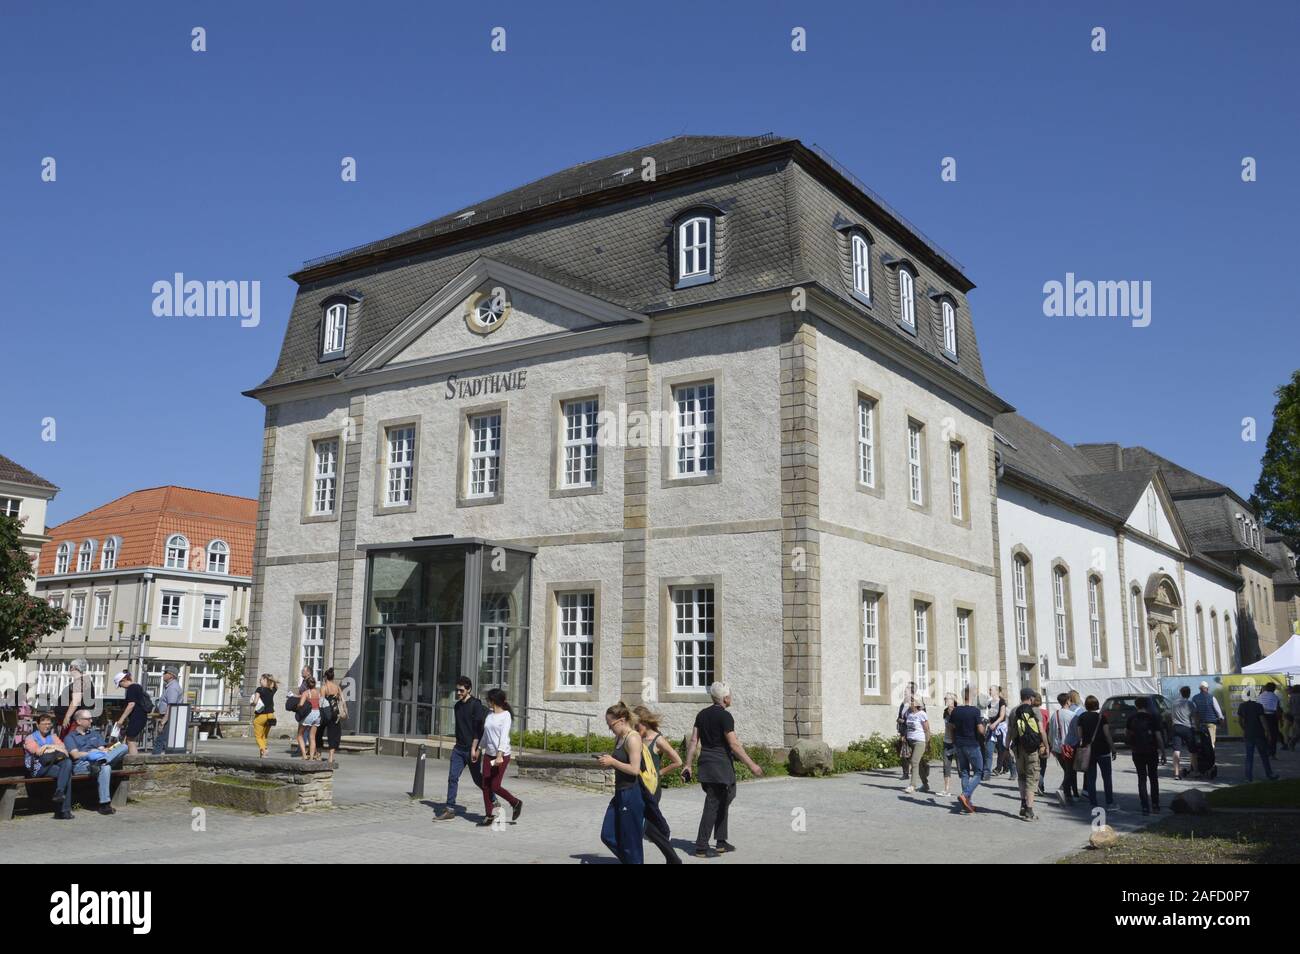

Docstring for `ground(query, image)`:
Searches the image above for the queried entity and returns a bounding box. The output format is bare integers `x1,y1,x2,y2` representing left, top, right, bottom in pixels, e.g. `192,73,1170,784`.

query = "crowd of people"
901,679,1292,819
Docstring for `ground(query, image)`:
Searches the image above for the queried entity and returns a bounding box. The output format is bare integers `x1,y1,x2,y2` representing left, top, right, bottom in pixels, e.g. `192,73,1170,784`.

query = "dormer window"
941,299,957,357
77,540,96,572
322,302,348,357
897,266,916,330
674,213,715,288
56,542,71,574
850,233,871,299
101,537,119,571
207,540,229,574
165,534,189,570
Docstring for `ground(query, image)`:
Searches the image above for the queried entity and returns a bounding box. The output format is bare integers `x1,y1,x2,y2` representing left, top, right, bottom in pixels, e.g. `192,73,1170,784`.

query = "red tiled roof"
38,486,257,577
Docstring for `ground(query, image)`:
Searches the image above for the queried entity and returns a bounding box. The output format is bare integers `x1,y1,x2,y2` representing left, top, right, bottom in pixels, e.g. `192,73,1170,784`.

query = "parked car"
1099,694,1174,747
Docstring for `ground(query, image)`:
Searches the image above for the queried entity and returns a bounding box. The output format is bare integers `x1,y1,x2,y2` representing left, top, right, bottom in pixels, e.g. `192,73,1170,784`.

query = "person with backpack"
596,701,645,864
318,668,347,766
1125,697,1165,814
634,704,683,864
1048,692,1079,805
112,670,150,756
296,676,321,761
1006,688,1048,820
1076,695,1117,811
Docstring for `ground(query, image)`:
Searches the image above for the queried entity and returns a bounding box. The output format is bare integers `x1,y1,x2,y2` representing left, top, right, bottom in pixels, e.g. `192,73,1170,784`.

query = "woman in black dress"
318,668,348,765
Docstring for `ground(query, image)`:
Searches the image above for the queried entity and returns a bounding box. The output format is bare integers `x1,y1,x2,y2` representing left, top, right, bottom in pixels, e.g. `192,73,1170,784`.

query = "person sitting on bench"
23,712,74,819
66,709,128,816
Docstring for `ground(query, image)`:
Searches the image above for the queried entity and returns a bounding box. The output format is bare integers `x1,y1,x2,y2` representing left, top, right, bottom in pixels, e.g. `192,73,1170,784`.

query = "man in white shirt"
1258,683,1281,757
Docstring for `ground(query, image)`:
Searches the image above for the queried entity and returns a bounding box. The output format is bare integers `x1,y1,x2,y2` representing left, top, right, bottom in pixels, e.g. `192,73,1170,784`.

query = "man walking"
1239,689,1280,782
1192,681,1224,759
1007,688,1047,821
434,676,490,821
950,686,986,814
1258,683,1281,758
684,682,764,857
1048,692,1079,805
1125,697,1165,814
1170,685,1198,779
152,665,184,755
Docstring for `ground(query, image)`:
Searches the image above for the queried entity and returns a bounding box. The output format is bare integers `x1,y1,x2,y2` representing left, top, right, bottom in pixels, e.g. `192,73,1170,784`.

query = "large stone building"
1264,530,1299,646
244,135,1013,747
245,134,1270,748
31,486,255,710
0,454,60,696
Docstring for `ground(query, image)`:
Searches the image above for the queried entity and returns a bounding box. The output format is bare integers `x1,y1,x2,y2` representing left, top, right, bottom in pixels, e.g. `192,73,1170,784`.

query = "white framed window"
1013,557,1030,654
907,421,924,505
77,540,95,572
913,602,929,690
857,396,876,488
898,267,915,327
159,592,183,628
942,300,957,355
93,592,110,629
312,439,338,515
301,602,327,678
671,586,715,690
562,398,599,489
677,216,711,280
1053,568,1069,658
956,609,971,690
202,596,226,632
1195,607,1205,672
862,592,880,695
1088,576,1102,662
1130,587,1144,667
0,497,19,518
673,382,716,477
206,540,229,574
384,426,416,506
468,413,502,498
48,594,63,612
1210,612,1221,673
557,591,595,690
949,442,964,520
187,664,226,710
165,534,189,570
56,543,71,575
323,302,347,356
144,665,166,700
70,594,86,628
101,537,118,571
851,233,871,297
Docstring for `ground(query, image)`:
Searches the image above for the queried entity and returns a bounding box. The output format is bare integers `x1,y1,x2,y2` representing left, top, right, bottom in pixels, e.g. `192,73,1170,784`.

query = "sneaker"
1018,806,1028,819
433,808,456,821
97,804,116,816
904,785,916,794
511,800,524,821
476,815,495,827
715,841,736,853
1023,808,1038,821
693,846,712,858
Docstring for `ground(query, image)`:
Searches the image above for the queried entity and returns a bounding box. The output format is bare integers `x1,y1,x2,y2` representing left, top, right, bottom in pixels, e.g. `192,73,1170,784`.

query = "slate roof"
1264,533,1299,587
0,453,58,491
39,487,257,577
1070,469,1161,519
253,135,997,403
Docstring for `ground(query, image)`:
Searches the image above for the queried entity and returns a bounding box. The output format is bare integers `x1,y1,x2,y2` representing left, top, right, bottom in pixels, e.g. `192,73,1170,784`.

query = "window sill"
457,494,504,509
849,289,873,310
896,319,918,337
664,472,721,488
301,511,340,525
374,501,417,516
856,481,884,500
674,273,716,290
550,484,603,500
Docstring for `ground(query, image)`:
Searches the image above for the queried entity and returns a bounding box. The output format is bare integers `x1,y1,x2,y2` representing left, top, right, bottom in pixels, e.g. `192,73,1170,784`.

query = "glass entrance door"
478,623,509,694
372,625,463,738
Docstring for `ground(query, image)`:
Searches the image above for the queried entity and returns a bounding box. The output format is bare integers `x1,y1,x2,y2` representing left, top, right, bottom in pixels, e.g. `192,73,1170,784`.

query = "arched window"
206,540,229,574
1194,606,1205,674
1224,613,1234,668
1086,574,1104,663
1210,611,1221,674
322,302,348,356
941,300,957,356
1130,585,1146,668
1052,565,1071,659
675,214,713,285
56,542,71,575
77,540,96,572
850,232,871,298
898,267,916,328
165,534,189,570
101,537,119,571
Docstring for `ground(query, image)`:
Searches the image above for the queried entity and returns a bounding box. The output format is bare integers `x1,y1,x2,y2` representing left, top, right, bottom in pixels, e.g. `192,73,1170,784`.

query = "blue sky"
2,0,1296,525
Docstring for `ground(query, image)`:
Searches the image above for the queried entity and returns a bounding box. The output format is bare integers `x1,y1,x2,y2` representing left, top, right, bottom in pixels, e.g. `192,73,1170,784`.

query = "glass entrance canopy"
359,537,534,738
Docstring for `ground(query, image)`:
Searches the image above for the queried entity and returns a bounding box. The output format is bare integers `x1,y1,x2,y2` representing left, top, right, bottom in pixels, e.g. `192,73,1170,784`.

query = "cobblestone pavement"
2,740,1292,863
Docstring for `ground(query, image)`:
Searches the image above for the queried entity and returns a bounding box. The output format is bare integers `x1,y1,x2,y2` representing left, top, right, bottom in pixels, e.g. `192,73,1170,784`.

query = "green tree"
0,515,69,661
208,619,248,707
1251,369,1300,548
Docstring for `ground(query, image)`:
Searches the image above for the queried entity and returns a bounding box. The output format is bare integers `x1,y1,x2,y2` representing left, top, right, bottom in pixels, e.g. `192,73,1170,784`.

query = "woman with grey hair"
683,682,764,858
58,659,94,738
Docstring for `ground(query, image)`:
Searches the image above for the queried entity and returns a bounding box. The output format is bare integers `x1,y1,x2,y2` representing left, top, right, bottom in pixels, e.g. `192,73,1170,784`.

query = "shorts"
1172,725,1194,753
302,709,321,727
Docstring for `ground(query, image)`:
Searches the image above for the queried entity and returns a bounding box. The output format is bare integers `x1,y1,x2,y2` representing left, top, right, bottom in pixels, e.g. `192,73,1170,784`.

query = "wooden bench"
0,747,142,821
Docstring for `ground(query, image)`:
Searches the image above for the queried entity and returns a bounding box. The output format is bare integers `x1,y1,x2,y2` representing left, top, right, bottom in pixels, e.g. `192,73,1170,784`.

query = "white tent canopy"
1242,633,1300,675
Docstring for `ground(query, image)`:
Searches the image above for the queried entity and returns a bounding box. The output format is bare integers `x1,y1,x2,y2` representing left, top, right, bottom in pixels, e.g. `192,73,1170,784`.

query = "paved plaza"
3,739,1293,864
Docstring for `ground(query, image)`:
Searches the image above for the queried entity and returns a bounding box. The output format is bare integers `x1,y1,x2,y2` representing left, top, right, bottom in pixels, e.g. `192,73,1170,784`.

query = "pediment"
346,257,645,376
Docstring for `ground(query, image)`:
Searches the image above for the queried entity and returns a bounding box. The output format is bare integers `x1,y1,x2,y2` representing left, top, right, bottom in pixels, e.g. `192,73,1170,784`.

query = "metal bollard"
410,744,426,799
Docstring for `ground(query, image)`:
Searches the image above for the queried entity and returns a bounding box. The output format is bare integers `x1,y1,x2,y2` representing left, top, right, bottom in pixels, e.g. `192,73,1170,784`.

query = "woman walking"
903,697,932,794
113,671,149,756
478,688,522,827
596,702,646,864
634,704,683,864
318,668,348,766
249,674,278,758
297,676,321,761
1076,695,1116,811
941,693,958,797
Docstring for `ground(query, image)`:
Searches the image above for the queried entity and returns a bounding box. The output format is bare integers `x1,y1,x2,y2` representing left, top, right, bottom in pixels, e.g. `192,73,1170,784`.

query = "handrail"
369,697,598,753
